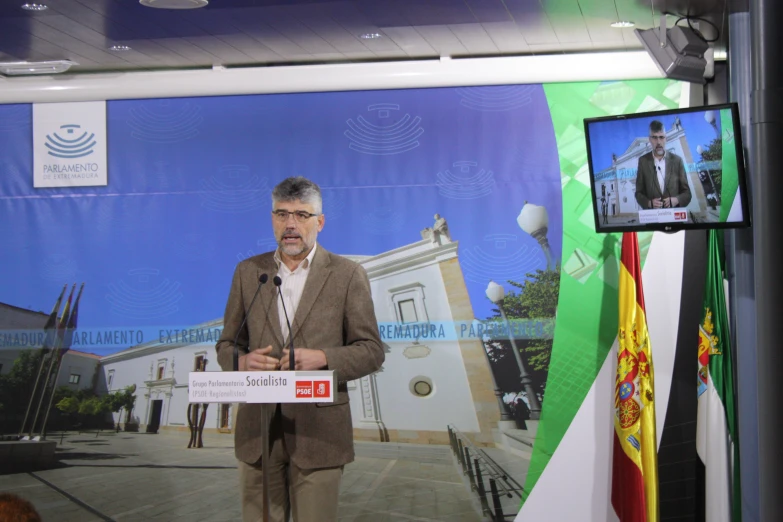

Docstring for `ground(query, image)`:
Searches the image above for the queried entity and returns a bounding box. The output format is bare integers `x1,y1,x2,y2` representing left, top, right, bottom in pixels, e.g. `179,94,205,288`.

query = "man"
215,177,384,522
635,120,692,210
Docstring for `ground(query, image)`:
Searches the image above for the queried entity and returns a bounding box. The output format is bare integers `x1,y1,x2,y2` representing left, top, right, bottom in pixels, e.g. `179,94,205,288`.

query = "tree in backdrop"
103,385,136,427
0,350,47,418
483,268,560,405
699,137,723,198
55,396,79,415
55,385,136,430
0,350,55,435
54,388,107,429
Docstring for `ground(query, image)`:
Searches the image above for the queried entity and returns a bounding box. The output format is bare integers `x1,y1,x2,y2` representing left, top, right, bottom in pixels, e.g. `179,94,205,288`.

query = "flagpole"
19,349,53,436
39,349,67,440
18,349,53,436
18,284,67,438
40,283,84,440
28,330,64,437
29,284,74,438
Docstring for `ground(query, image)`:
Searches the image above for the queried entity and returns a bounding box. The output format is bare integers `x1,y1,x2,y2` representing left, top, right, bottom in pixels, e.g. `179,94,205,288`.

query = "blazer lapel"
288,246,332,343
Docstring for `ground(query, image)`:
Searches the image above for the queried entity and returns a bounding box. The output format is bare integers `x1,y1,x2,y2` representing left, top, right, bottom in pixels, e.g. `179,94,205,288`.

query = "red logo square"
295,381,313,398
313,381,330,398
674,211,686,220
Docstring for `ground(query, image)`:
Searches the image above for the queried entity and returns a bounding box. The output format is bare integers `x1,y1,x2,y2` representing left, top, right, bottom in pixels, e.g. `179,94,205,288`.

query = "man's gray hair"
272,176,323,214
649,120,664,134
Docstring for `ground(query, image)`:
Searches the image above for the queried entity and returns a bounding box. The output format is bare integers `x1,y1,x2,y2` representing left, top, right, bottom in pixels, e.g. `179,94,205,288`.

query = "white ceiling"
0,0,735,75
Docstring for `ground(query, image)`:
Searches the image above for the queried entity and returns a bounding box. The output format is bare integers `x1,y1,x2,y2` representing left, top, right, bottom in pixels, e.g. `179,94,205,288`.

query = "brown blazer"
634,151,692,210
215,245,384,469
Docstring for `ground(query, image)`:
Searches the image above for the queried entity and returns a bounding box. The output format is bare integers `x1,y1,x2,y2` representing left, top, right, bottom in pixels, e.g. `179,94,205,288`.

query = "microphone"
273,276,295,371
233,273,269,372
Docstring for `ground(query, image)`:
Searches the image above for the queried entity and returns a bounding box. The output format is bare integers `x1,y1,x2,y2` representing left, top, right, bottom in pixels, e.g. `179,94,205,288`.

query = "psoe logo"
674,211,687,220
313,381,330,398
45,124,97,159
295,381,313,398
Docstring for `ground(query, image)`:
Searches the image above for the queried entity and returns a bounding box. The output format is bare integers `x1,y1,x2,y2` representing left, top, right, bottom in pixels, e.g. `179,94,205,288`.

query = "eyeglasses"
272,209,320,223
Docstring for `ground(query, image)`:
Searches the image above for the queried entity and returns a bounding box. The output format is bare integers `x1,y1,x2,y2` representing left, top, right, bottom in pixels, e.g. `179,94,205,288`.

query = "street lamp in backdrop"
704,110,720,139
485,280,542,420
696,144,720,206
517,202,554,271
474,316,515,424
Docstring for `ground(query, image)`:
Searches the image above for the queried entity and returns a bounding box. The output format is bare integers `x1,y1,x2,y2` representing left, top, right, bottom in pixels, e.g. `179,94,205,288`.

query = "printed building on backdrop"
99,219,533,453
0,302,99,391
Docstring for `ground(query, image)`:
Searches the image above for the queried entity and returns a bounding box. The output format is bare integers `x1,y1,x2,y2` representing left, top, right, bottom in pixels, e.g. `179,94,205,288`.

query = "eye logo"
45,124,97,159
344,103,423,155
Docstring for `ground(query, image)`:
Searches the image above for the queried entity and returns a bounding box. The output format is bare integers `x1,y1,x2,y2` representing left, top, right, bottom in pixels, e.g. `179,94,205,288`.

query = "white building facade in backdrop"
99,222,500,445
1,302,100,391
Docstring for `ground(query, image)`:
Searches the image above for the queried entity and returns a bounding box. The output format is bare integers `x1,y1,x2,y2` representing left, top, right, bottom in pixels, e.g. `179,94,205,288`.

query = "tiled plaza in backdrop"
0,430,529,521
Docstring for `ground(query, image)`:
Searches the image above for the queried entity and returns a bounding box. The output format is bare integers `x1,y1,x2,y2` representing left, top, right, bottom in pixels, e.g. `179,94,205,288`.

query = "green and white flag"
696,230,741,522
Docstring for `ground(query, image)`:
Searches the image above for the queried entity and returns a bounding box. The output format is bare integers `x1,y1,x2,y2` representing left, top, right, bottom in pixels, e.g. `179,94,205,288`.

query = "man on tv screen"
635,120,692,210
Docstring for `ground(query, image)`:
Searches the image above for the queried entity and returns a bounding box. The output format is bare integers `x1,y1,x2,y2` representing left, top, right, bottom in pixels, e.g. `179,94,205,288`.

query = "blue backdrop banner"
0,85,562,350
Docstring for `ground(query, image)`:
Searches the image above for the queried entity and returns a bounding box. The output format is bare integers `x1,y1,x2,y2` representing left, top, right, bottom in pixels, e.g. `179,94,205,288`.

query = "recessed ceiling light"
610,21,635,28
109,45,132,51
139,0,208,9
0,60,77,76
21,3,48,10
360,33,382,39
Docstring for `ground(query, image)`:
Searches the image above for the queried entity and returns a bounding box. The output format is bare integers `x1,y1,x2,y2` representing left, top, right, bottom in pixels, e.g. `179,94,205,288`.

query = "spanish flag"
612,232,659,522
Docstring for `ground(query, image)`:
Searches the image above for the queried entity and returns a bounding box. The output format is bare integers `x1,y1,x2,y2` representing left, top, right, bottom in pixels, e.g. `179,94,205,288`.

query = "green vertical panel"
719,108,738,222
521,79,682,503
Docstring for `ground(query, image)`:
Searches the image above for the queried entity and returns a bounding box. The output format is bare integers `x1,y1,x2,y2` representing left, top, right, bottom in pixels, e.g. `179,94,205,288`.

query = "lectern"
189,370,335,522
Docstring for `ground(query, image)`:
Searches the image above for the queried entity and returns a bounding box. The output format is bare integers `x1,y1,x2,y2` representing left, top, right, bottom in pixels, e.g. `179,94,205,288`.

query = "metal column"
726,11,760,522
749,0,783,520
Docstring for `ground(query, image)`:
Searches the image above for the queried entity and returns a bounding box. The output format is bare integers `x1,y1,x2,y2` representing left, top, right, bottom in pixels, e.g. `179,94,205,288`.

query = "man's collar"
274,242,318,271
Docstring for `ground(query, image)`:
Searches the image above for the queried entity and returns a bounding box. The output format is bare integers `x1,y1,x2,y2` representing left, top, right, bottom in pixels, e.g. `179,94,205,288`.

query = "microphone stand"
231,272,269,522
266,275,297,522
261,406,270,522
273,276,296,371
233,273,268,371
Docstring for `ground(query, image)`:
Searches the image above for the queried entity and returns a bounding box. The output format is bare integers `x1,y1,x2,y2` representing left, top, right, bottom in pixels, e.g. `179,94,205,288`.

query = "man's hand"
651,198,663,209
665,196,679,208
240,346,280,371
280,348,327,371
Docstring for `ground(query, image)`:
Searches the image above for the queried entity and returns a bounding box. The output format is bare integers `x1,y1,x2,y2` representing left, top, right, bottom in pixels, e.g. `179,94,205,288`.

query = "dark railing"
448,425,525,521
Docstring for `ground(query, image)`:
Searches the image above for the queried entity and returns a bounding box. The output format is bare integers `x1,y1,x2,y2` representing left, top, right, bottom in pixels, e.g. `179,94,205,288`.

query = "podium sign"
638,208,689,224
188,371,335,404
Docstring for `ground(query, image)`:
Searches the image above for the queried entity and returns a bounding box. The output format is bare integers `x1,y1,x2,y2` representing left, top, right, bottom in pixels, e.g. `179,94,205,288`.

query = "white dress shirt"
274,242,318,341
654,156,667,195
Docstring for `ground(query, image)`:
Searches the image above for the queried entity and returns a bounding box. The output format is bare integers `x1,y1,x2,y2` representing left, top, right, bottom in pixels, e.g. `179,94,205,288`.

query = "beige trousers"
239,409,343,522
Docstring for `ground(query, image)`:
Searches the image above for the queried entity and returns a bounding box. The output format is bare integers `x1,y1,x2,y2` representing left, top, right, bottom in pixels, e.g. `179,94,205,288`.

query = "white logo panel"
33,101,108,188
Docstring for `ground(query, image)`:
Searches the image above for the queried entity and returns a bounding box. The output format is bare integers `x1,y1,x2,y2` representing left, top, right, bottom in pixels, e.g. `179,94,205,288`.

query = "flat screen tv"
584,102,751,233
